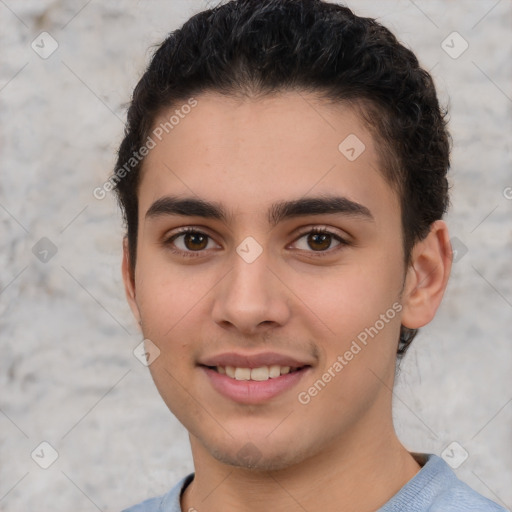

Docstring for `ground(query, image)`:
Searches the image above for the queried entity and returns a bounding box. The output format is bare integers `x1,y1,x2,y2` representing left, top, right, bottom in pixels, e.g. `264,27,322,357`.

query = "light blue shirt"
122,454,507,511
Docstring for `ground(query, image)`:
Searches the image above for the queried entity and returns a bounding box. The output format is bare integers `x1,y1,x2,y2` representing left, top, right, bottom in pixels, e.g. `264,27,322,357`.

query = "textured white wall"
0,1,510,511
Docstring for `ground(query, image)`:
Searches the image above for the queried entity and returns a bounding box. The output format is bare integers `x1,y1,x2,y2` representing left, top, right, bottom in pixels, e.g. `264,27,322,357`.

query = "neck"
181,413,421,512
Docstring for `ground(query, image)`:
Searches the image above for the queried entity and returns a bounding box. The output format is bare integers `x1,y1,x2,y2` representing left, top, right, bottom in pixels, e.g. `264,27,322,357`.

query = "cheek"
294,259,403,337
294,266,402,425
292,257,404,405
134,248,213,335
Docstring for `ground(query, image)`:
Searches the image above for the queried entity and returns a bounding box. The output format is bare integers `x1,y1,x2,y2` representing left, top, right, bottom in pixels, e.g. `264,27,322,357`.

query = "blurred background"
0,1,511,510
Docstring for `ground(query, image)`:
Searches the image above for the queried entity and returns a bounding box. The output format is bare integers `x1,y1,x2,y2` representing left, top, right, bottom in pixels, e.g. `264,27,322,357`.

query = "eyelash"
163,226,348,259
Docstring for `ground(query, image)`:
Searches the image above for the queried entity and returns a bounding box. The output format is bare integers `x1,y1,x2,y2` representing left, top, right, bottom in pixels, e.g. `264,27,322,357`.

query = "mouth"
203,364,307,381
199,356,312,404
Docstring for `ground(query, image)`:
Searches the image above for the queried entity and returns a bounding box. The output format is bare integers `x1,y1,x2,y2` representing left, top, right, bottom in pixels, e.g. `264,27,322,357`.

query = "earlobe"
400,220,452,330
121,236,142,326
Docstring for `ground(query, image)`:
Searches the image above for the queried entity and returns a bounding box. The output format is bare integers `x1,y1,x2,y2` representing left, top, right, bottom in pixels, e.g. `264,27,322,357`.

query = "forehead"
138,91,399,225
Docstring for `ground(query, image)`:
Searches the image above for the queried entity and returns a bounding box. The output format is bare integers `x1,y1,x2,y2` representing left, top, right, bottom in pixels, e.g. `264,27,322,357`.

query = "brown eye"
182,231,208,251
292,228,347,255
165,228,220,257
307,232,333,251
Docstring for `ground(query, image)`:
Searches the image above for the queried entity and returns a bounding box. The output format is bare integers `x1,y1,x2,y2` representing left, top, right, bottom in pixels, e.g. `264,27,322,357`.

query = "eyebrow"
145,194,374,226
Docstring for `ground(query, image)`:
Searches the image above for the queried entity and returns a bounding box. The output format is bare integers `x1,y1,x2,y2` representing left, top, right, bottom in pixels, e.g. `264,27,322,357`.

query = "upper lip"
199,352,313,369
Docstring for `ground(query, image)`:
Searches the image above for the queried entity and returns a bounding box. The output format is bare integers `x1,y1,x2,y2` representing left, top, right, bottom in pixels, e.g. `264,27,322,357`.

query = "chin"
205,438,309,472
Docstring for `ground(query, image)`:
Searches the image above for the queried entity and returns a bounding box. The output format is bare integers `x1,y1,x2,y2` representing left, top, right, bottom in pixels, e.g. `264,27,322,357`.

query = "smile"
201,365,311,404
209,365,303,381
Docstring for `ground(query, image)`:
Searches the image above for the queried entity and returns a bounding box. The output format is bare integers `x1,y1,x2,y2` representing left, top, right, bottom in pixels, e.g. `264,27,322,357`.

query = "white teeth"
269,365,281,378
234,367,251,380
250,366,270,381
215,365,300,381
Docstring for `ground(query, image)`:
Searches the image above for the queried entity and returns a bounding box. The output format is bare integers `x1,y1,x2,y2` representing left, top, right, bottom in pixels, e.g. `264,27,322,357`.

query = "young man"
113,1,506,510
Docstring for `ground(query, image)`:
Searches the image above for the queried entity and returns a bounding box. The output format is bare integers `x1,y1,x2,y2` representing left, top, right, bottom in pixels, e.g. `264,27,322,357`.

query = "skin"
122,91,452,512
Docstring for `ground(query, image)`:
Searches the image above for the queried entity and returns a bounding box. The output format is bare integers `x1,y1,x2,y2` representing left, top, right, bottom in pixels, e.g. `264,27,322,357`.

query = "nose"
211,248,291,336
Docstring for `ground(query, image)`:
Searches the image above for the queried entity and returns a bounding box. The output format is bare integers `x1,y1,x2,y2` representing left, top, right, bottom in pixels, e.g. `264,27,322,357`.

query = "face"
123,91,416,470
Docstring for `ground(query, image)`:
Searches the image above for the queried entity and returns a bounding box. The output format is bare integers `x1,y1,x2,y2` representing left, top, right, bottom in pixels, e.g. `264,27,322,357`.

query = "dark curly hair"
111,0,451,359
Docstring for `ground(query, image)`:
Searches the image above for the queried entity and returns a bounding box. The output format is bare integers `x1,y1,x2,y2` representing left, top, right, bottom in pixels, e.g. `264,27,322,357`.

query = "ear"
401,220,452,329
121,236,141,327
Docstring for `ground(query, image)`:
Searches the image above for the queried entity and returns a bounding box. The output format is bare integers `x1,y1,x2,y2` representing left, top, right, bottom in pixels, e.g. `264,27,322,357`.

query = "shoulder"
121,474,194,512
379,454,507,512
428,478,507,512
121,495,164,512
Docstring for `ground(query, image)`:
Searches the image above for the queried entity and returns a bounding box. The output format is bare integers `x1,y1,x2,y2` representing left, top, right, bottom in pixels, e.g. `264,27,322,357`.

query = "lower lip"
201,366,310,404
